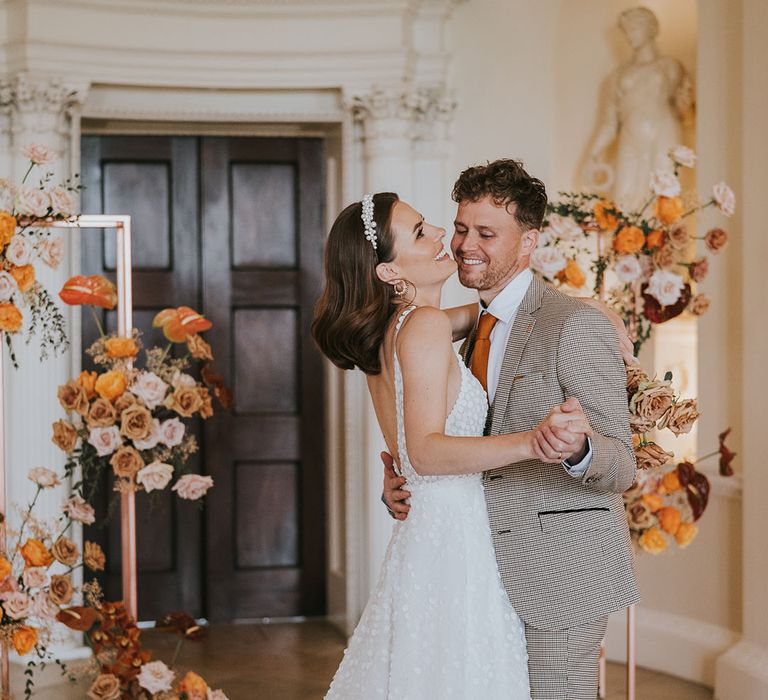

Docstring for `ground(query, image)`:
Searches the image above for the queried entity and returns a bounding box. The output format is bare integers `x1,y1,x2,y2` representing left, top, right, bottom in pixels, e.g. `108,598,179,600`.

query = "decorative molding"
716,639,768,700
605,606,738,687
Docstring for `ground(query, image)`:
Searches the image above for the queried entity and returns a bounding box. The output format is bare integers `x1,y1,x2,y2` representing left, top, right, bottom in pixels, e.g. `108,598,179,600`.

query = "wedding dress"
326,306,531,699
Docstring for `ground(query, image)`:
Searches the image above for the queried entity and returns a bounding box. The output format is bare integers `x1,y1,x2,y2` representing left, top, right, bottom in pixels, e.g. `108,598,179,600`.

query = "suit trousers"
524,616,608,700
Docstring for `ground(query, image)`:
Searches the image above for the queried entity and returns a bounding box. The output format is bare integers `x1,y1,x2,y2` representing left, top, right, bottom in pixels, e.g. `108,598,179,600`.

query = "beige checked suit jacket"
462,274,640,631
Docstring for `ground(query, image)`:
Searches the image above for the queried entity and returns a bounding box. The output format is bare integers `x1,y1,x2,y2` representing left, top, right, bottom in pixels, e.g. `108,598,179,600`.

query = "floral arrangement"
531,146,734,352
0,143,78,365
622,361,736,553
53,277,230,503
0,466,104,695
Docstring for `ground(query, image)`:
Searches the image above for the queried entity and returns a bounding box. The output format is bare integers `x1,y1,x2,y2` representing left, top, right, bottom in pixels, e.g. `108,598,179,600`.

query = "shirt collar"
481,268,534,324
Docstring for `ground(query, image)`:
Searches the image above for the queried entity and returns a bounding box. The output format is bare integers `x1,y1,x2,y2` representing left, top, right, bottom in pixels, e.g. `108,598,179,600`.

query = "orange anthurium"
59,275,117,310
153,306,212,343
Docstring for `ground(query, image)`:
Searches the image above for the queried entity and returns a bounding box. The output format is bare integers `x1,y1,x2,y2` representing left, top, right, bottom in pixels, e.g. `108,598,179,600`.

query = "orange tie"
470,312,498,394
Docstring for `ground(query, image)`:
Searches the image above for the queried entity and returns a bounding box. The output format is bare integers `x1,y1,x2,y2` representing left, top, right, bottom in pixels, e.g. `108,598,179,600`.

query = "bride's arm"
443,303,479,342
397,307,580,476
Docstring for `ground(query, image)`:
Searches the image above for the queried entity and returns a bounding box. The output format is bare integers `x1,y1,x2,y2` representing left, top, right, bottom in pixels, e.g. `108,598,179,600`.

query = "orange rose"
95,370,127,402
638,526,668,554
641,492,665,513
20,539,54,568
78,370,98,398
657,506,681,535
104,336,139,359
646,229,665,250
0,556,11,580
661,471,682,493
0,303,22,332
178,671,208,699
9,264,35,292
555,259,586,289
675,522,698,548
593,200,619,231
12,626,38,656
0,210,16,248
613,226,645,255
654,196,684,225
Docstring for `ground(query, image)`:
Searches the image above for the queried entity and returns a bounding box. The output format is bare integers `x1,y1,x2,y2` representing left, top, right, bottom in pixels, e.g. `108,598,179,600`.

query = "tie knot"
476,312,498,341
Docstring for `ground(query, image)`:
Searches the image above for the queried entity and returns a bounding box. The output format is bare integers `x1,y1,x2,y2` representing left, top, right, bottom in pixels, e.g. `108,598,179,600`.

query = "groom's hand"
382,452,411,521
535,398,593,463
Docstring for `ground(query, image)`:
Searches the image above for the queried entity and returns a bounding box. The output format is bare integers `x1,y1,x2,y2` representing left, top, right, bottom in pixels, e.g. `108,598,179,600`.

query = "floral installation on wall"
53,279,232,506
532,145,733,353
0,144,78,366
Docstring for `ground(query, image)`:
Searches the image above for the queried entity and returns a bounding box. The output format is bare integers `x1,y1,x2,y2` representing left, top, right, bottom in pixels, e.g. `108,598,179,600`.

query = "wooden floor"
15,619,714,699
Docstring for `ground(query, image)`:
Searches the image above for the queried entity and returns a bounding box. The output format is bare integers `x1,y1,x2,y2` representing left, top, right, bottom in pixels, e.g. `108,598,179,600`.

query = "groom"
383,159,639,699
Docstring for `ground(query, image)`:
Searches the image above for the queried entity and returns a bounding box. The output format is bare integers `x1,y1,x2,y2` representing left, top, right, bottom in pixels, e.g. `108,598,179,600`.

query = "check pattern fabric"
462,274,639,698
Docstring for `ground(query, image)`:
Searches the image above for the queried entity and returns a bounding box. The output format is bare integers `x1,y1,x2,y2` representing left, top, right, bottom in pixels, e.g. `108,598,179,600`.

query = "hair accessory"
361,194,377,250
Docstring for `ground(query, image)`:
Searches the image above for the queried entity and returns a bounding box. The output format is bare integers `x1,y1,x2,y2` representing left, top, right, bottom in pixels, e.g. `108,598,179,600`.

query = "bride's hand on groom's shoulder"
532,398,594,464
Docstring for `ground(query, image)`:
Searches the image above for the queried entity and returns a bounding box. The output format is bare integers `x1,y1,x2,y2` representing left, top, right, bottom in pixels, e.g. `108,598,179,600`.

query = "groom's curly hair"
452,159,548,230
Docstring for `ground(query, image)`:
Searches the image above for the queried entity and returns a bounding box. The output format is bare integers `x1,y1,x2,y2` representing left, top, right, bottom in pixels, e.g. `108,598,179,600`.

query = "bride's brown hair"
311,192,400,375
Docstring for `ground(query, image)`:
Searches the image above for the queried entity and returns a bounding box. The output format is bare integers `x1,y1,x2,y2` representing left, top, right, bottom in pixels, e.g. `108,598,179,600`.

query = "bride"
312,193,602,699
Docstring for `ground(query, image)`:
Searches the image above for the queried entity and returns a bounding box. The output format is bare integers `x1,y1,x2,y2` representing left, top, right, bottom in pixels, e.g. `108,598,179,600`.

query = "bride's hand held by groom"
531,397,594,464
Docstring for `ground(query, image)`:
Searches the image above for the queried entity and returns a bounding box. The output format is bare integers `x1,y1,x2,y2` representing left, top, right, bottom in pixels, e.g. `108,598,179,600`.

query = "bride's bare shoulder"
396,306,452,350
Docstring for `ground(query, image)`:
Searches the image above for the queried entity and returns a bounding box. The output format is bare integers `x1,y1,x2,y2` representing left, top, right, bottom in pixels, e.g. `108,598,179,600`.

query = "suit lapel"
460,317,479,367
488,275,546,435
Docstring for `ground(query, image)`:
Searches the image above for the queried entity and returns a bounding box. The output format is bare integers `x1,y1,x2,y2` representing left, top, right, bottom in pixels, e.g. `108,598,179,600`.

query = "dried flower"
84,541,106,572
658,399,700,435
718,428,737,476
635,442,674,471
187,333,213,361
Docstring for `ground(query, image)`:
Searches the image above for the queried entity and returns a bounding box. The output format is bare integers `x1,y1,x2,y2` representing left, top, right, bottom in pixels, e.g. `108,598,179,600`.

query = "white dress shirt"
480,268,592,476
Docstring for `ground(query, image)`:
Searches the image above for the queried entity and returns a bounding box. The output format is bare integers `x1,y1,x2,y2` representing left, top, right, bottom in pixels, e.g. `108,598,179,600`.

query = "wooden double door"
80,135,326,621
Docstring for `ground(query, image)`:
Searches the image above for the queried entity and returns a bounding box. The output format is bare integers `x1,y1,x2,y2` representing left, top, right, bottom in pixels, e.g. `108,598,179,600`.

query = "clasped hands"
381,397,594,521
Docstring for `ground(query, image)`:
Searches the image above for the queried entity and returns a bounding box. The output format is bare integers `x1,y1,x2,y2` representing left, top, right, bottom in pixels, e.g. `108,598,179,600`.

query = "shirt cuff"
562,437,593,477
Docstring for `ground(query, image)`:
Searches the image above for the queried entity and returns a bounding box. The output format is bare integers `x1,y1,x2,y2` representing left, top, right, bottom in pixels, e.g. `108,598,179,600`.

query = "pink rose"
27,466,61,489
88,425,122,457
48,187,77,217
689,258,709,283
5,236,31,266
646,269,685,307
2,591,32,620
704,228,729,254
22,144,57,166
136,462,174,493
160,417,185,447
541,214,582,242
32,592,60,620
172,474,214,500
22,567,48,590
0,271,19,303
39,237,64,269
16,186,50,218
688,294,711,316
614,255,642,283
62,495,96,525
133,418,162,450
668,145,696,168
137,661,175,695
650,170,681,198
129,371,168,409
712,182,735,217
530,247,567,278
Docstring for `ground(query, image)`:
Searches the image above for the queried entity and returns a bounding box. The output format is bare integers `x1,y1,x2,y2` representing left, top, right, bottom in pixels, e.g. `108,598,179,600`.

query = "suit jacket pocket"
538,507,613,534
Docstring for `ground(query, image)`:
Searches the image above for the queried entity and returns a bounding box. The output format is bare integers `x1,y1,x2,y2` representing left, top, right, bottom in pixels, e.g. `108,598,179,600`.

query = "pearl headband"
361,194,377,250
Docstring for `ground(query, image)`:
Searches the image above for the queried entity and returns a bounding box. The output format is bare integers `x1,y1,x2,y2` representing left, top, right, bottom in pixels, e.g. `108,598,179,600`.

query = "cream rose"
88,425,122,457
32,592,60,620
48,187,76,217
646,269,685,307
0,271,19,303
614,255,642,284
650,170,681,198
22,143,57,165
530,247,567,278
5,236,31,266
171,370,197,388
133,418,162,450
16,186,50,218
160,417,185,447
27,466,61,489
712,181,735,216
688,293,711,316
172,474,214,500
137,462,174,493
208,691,230,700
2,592,32,620
542,214,582,242
62,495,96,525
137,660,175,695
129,371,168,409
22,567,48,590
668,145,696,168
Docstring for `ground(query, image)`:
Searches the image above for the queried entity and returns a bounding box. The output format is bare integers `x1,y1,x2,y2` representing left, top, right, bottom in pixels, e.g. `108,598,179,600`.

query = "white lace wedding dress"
326,306,531,699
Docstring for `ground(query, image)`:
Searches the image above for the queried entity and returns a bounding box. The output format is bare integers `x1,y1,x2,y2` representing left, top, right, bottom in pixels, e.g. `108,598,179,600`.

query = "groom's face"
451,196,538,301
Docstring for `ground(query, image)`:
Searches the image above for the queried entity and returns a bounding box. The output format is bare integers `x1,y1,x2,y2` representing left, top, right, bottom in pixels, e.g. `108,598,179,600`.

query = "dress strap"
394,304,418,336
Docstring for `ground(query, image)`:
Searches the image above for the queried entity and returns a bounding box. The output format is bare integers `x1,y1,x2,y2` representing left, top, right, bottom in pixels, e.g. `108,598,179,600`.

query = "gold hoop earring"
392,279,417,305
